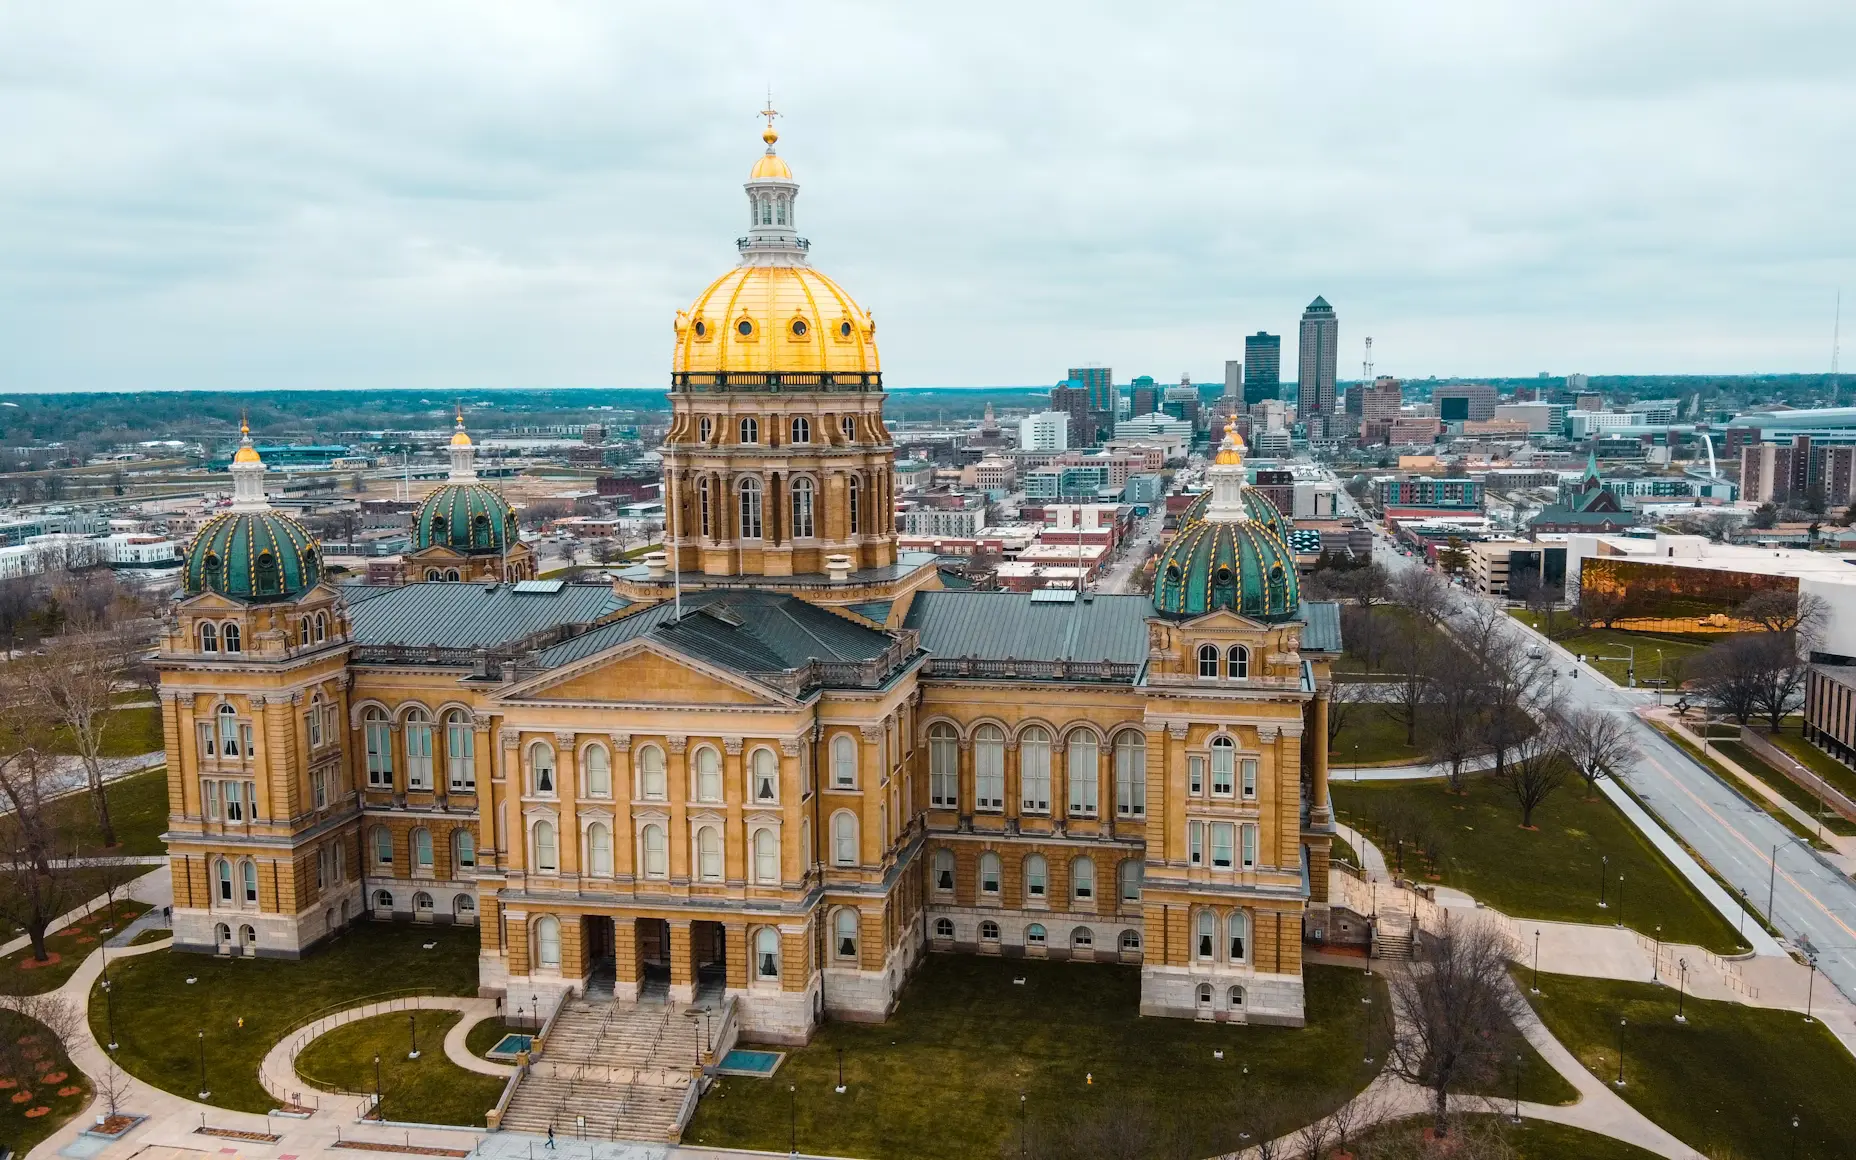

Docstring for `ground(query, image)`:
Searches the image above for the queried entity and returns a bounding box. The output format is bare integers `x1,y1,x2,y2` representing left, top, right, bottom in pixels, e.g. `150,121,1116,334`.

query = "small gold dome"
750,150,793,180
232,416,262,463
1213,428,1247,466
450,406,473,447
674,264,879,376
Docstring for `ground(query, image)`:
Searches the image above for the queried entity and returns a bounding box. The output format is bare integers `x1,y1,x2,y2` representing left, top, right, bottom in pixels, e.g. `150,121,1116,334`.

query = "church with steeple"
155,112,1342,1081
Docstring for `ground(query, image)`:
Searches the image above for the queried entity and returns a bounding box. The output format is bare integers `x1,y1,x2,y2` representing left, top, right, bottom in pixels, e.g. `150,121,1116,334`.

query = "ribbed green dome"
183,510,321,602
414,484,518,555
1153,519,1300,621
1180,488,1292,543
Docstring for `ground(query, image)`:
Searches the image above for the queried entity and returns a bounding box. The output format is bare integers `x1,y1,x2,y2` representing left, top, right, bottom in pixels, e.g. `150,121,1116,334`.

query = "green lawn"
296,1010,505,1126
1507,613,1713,689
1712,739,1856,838
4,767,170,857
1519,970,1856,1159
1763,727,1856,806
0,1010,91,1156
1332,704,1429,767
48,705,164,759
1332,777,1747,954
685,957,1385,1160
1329,832,1361,871
91,921,480,1113
464,1017,531,1060
1357,1115,1661,1159
0,898,151,995
1447,1019,1580,1108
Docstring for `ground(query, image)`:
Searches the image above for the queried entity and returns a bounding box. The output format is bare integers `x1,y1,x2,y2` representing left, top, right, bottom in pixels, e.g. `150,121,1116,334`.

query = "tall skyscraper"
1130,375,1159,417
1067,366,1114,442
1243,333,1281,406
1050,380,1095,445
1297,296,1339,421
1223,360,1243,400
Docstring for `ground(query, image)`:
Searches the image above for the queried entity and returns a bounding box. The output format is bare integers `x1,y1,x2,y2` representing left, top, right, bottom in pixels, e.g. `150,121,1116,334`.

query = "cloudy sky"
3,1,1854,393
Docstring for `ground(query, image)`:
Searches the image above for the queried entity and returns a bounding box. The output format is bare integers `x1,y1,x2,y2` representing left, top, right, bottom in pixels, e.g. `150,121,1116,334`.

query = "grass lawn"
0,898,152,995
1518,970,1856,1159
1507,612,1714,689
0,1010,91,1156
1333,704,1429,767
48,705,164,759
1652,726,1834,851
1332,607,1456,678
1331,777,1747,954
685,957,1385,1160
1762,726,1856,806
296,1010,505,1126
463,1017,530,1060
3,768,170,858
1329,832,1361,871
92,921,479,1113
1358,1114,1661,1159
1713,739,1856,838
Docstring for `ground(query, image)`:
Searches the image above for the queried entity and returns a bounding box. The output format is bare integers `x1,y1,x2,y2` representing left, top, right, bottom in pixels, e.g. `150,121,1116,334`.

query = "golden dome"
232,417,262,464
750,150,793,180
450,406,473,447
673,264,879,376
1213,427,1247,466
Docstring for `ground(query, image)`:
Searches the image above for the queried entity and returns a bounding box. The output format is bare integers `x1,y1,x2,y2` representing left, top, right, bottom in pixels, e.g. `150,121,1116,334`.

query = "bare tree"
1390,565,1451,627
1574,585,1630,630
1326,677,1363,751
1383,617,1438,747
1559,703,1637,798
1493,715,1575,828
1466,605,1555,779
1291,1104,1337,1160
1427,662,1487,793
27,632,122,847
1386,920,1527,1140
1337,563,1395,671
1692,634,1775,727
98,1061,132,1119
1737,589,1829,641
1323,1085,1384,1160
1747,631,1810,731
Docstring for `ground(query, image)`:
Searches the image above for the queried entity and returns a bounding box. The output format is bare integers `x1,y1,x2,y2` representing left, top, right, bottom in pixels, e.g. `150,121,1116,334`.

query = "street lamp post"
374,1053,382,1118
1652,926,1662,981
1599,855,1609,909
1805,953,1819,1024
788,1084,797,1158
1511,1051,1523,1124
835,1047,845,1094
102,976,117,1051
1767,843,1780,924
1791,1114,1801,1159
1614,1018,1628,1088
1019,1092,1027,1159
197,1029,210,1100
1616,874,1625,929
408,1012,420,1060
1531,930,1541,994
1676,959,1689,1023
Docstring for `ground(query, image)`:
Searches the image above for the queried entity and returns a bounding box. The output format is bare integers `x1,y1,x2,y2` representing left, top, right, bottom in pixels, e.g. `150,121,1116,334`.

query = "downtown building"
1296,297,1339,432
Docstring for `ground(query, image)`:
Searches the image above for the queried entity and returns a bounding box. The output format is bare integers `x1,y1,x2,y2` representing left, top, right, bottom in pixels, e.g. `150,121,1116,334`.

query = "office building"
1244,333,1281,405
1296,298,1339,420
1163,381,1201,428
1432,384,1499,423
1019,411,1071,452
1050,381,1095,447
1130,375,1159,417
1224,360,1243,401
1068,366,1115,441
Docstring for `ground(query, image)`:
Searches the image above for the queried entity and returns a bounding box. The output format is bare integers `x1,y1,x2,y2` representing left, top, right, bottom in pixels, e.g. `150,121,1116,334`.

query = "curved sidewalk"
259,994,512,1107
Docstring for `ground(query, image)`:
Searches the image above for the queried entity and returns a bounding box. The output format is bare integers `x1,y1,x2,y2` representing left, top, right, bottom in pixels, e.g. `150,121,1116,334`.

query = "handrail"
279,987,446,1055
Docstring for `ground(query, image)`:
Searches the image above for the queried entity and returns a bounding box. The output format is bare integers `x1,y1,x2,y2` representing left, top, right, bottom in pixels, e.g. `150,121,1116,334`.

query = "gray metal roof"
904,591,1152,664
347,582,627,649
1297,601,1343,653
532,589,895,673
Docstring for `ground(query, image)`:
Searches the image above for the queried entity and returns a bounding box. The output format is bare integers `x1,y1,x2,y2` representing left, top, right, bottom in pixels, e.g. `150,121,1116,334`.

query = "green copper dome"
1153,519,1300,621
183,510,321,602
1180,487,1293,543
414,483,518,555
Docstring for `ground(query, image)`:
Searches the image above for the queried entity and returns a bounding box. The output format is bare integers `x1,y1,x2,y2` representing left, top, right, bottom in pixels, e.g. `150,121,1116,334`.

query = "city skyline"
3,3,1854,394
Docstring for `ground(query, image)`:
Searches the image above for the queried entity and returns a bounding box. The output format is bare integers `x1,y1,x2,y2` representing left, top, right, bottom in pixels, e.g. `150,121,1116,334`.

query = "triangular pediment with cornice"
495,635,796,709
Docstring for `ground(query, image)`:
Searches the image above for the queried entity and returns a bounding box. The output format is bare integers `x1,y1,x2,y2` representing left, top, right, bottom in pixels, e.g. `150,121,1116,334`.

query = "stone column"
1311,690,1331,826
668,921,694,1002
498,729,522,871
667,736,690,880
555,733,579,876
723,737,746,881
611,735,635,879
612,916,640,1001
859,725,885,861
723,920,749,990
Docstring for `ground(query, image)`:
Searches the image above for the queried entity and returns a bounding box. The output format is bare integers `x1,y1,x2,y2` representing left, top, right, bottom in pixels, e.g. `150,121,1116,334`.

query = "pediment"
1169,607,1272,634
498,636,791,708
179,590,247,613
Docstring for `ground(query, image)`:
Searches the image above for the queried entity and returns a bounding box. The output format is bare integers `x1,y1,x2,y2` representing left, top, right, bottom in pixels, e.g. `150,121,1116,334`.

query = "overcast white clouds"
2,1,1854,392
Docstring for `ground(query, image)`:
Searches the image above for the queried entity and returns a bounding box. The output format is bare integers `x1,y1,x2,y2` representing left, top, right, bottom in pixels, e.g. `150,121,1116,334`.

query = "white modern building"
1019,411,1071,452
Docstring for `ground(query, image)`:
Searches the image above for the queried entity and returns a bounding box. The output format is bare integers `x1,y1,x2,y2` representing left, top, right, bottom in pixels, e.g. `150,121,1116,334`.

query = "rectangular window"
1188,755,1204,796
202,780,219,821
407,725,433,791
240,724,253,758
197,722,216,759
365,720,393,787
312,766,328,809
447,721,475,791
929,735,957,807
324,705,340,745
224,780,243,823
1021,746,1050,813
307,711,323,749
1241,823,1258,869
1241,758,1258,800
976,747,1004,812
1212,823,1235,869
1188,821,1204,867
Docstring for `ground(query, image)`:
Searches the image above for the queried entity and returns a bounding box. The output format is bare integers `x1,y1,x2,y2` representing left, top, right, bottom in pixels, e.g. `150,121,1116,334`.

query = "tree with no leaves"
0,686,89,962
1558,703,1637,798
1737,589,1829,641
1390,565,1451,627
1386,919,1527,1140
1574,584,1630,630
1492,712,1575,829
1383,617,1438,747
1693,633,1786,727
1426,661,1487,793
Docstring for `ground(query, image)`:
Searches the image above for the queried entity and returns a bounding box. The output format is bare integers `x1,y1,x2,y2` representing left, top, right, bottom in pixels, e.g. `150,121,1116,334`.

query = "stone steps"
500,1077,686,1141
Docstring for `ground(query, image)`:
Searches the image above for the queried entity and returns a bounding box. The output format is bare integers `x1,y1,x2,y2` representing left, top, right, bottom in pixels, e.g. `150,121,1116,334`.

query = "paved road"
1098,508,1164,595
1357,517,1856,1003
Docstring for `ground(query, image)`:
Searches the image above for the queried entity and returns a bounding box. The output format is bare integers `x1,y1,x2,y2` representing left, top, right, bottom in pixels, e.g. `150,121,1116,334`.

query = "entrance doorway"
636,918,671,1001
691,921,727,1002
582,916,616,998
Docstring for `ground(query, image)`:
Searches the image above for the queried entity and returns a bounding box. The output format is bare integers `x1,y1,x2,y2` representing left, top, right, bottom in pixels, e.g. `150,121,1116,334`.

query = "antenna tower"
1363,336,1374,384
1832,289,1842,408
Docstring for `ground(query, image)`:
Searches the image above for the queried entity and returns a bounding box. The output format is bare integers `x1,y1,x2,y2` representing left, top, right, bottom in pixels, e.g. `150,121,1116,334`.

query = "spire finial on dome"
760,92,780,150
1204,427,1252,523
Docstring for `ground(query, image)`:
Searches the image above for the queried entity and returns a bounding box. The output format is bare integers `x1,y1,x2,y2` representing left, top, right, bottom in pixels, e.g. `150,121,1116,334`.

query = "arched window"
215,922,231,945
529,741,555,795
412,892,433,916
841,415,856,442
1229,985,1246,1009
980,920,1001,942
535,916,561,969
532,821,558,873
755,927,781,979
979,852,1001,895
374,889,394,911
933,848,955,892
835,909,859,960
739,477,763,540
1119,860,1143,903
698,826,723,881
254,552,278,595
1120,929,1142,952
1227,645,1249,679
588,822,612,876
453,829,475,870
1198,644,1219,678
791,476,815,538
1026,923,1047,946
241,860,258,904
1197,983,1213,1010
791,417,811,444
831,734,856,789
698,476,712,538
218,704,240,756
215,858,232,902
315,612,328,643
405,709,433,791
847,475,861,534
934,917,955,939
1229,912,1249,961
199,622,218,652
1197,910,1216,960
1019,726,1051,813
1114,731,1146,818
425,569,441,581
1066,729,1098,817
637,744,666,800
928,723,958,807
1211,736,1235,797
222,622,241,653
831,812,857,866
739,417,759,445
642,824,667,878
1023,854,1047,900
750,748,778,804
699,415,713,442
411,827,433,871
1071,927,1093,950
694,746,722,802
583,743,611,798
1072,857,1095,902
455,894,476,920
753,828,779,884
373,825,393,866
364,708,392,787
974,725,1004,811
444,711,475,792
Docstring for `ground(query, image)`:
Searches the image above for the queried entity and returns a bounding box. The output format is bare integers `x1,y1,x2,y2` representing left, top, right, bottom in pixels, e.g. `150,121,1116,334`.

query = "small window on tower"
737,319,754,337
791,319,808,337
839,321,853,338
693,320,707,338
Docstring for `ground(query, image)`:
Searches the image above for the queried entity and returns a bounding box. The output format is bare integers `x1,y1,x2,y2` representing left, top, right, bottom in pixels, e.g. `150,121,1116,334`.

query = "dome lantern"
229,416,269,511
739,101,806,266
448,406,477,481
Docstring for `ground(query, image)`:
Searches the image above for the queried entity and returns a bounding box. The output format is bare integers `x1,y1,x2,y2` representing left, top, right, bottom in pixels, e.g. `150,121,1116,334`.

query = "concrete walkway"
258,994,513,1108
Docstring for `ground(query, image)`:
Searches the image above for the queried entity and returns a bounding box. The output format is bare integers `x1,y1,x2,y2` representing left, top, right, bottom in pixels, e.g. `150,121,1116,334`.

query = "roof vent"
513,579,565,595
1030,589,1077,604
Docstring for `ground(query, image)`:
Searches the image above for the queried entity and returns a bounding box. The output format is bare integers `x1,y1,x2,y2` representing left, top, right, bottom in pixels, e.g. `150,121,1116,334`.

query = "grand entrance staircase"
497,994,729,1142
